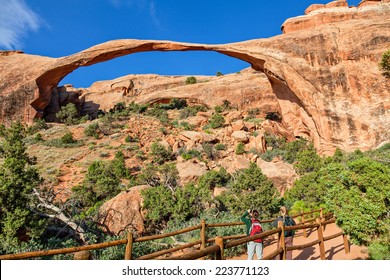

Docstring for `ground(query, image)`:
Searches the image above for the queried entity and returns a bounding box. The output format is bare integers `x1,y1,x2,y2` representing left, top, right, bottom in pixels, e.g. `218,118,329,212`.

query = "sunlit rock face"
0,0,389,154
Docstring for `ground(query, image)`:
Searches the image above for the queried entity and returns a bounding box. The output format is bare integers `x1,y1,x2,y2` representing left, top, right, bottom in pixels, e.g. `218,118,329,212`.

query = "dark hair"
252,210,259,215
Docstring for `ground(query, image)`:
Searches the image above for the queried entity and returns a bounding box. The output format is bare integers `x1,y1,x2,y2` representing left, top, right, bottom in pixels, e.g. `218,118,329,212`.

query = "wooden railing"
0,209,348,260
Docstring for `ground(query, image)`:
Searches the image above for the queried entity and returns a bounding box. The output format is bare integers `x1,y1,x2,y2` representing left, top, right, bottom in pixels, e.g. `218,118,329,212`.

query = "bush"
380,49,390,78
216,71,223,76
185,76,197,85
209,113,225,129
214,143,227,151
61,132,77,144
150,142,172,164
56,103,79,125
235,142,246,155
179,105,208,119
84,123,100,139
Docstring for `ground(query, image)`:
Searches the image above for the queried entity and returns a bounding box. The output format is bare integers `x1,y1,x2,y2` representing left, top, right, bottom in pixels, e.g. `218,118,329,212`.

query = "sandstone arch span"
31,39,321,147
1,0,389,154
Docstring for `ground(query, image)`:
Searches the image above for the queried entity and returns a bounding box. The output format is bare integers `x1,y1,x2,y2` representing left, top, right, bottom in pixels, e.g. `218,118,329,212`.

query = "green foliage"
72,152,130,209
127,101,148,114
185,76,197,85
84,122,100,139
179,104,208,119
235,142,246,155
27,118,49,135
325,157,390,245
216,71,223,76
56,103,80,125
149,142,173,164
294,146,323,175
202,143,217,160
379,49,390,78
214,143,227,151
61,132,77,144
137,163,179,190
180,149,201,160
142,182,212,225
208,113,225,129
219,163,280,217
368,234,390,260
197,168,231,190
0,122,43,251
145,106,169,123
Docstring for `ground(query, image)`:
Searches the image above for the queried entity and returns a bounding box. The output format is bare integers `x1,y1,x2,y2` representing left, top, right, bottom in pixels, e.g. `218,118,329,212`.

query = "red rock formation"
0,0,389,154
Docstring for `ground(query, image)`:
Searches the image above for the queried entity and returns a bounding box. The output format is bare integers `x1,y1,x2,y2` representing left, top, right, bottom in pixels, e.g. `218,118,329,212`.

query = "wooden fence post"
343,234,350,254
301,210,307,238
316,218,326,260
125,232,133,260
200,219,206,250
215,236,224,260
320,208,326,230
278,220,286,260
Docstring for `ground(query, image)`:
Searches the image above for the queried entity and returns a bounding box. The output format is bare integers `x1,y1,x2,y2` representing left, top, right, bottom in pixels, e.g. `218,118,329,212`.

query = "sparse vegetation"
380,49,390,78
185,76,197,85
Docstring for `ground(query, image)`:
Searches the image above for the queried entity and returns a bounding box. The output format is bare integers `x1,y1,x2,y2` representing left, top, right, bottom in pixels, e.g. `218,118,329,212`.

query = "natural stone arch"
32,39,320,146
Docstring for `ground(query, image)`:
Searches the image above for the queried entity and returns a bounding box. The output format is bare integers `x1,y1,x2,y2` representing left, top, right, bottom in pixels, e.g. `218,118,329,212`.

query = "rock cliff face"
0,0,389,154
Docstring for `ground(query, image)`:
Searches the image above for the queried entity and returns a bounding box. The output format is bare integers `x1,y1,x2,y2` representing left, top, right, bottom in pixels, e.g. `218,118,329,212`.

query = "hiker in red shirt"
241,209,263,260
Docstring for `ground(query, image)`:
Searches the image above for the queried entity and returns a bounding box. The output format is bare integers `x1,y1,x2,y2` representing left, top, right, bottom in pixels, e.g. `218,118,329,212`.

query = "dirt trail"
229,223,368,260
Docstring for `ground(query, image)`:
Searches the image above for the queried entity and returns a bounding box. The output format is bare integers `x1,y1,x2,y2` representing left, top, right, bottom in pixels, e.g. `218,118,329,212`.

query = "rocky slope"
1,0,389,155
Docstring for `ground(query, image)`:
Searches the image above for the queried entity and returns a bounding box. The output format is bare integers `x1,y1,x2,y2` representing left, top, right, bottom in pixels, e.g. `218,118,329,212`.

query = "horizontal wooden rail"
288,239,321,251
322,218,336,226
225,228,281,249
323,231,343,242
137,240,202,260
263,248,283,260
134,224,202,243
0,239,128,260
164,244,220,260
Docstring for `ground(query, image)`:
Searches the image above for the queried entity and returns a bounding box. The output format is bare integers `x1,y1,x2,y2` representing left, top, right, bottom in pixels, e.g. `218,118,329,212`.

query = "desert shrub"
185,76,197,85
27,118,49,135
61,132,76,144
214,106,223,114
145,106,169,123
180,149,201,160
179,105,208,119
197,168,231,190
127,102,148,114
368,234,390,260
56,103,79,125
208,113,225,129
72,152,130,209
158,98,187,110
282,138,310,163
142,182,212,225
137,163,179,191
235,142,246,155
84,122,100,139
380,49,390,78
216,71,223,76
264,133,286,150
214,143,227,151
149,142,173,164
202,143,217,160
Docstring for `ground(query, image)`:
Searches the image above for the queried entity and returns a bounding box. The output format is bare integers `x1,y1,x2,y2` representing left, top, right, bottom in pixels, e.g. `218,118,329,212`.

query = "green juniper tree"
0,122,43,252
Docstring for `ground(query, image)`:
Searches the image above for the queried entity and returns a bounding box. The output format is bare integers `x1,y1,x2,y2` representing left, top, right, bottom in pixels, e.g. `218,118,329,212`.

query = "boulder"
256,158,299,195
176,159,208,184
231,130,250,143
98,185,149,235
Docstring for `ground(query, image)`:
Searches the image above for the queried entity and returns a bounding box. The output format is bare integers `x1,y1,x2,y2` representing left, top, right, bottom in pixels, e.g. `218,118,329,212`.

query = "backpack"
249,219,263,243
283,216,295,237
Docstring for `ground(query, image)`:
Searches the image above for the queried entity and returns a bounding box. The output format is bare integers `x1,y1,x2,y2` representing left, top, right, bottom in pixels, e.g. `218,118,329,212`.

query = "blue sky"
0,0,361,87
